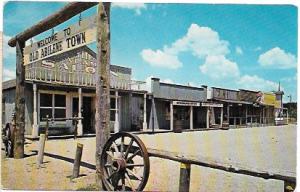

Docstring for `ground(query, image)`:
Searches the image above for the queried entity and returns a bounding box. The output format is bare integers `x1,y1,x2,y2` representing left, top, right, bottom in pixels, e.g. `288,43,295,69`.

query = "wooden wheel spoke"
106,151,114,159
125,172,135,190
127,149,141,162
126,163,144,167
126,168,142,181
112,141,119,153
105,163,117,171
107,170,118,181
121,136,125,154
124,139,134,158
112,174,121,190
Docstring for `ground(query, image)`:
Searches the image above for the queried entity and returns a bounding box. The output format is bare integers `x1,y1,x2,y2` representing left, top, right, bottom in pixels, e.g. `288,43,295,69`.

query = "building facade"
2,46,148,137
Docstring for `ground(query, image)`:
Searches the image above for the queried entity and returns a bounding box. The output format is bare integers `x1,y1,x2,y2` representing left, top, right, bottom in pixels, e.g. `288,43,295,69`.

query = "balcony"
25,66,146,91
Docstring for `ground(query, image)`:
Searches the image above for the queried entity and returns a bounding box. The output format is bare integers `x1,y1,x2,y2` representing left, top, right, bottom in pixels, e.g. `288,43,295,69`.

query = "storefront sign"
256,92,276,106
172,101,200,106
23,15,97,65
201,102,223,107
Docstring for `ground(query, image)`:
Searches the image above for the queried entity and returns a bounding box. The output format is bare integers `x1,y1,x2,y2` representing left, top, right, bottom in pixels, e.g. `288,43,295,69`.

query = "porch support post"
170,102,174,131
32,83,39,137
245,105,248,126
206,107,210,129
190,106,193,130
114,90,119,133
77,88,83,136
220,107,223,127
143,93,148,130
227,105,230,124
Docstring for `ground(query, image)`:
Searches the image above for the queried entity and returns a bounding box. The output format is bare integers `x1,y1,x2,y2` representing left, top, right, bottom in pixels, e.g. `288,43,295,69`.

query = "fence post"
179,163,191,192
37,134,46,167
72,143,83,178
45,115,49,140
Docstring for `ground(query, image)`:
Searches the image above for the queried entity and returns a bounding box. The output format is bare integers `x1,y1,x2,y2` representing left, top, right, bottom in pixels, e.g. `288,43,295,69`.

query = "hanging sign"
201,102,223,107
23,15,97,65
172,101,200,106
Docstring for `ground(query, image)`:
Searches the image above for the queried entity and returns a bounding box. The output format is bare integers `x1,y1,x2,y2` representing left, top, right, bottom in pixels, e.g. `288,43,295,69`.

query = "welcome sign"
23,15,97,65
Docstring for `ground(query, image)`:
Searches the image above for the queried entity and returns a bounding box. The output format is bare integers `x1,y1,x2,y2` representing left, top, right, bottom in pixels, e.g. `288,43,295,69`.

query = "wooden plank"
146,148,296,183
14,40,25,159
8,2,98,47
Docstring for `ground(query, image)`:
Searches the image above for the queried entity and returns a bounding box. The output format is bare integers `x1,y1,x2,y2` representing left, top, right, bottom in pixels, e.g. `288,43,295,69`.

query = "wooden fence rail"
145,148,296,192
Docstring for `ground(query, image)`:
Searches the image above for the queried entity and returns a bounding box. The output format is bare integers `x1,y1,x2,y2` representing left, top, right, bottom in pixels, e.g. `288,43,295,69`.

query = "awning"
214,98,253,105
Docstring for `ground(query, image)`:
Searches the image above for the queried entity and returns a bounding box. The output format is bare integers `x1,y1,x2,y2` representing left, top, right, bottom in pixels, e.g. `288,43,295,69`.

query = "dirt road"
1,125,296,191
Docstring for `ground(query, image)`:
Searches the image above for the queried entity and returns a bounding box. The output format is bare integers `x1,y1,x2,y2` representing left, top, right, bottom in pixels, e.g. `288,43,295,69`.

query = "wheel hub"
113,158,127,172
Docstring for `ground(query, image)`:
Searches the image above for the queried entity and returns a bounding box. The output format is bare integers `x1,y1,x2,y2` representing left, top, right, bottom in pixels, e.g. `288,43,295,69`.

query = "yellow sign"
23,15,96,65
262,93,276,106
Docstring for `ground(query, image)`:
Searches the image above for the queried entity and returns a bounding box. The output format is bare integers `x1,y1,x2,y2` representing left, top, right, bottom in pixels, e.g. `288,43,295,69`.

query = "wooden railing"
25,66,146,91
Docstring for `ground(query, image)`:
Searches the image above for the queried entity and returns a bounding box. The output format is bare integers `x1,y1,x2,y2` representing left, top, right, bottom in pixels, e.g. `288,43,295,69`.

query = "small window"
40,93,52,107
55,94,66,107
110,98,116,109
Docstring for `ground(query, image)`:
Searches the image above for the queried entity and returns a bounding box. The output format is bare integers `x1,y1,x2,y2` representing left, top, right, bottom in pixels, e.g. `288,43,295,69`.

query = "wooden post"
45,115,49,140
189,106,193,130
74,116,78,139
95,2,111,187
206,107,210,129
170,101,174,131
72,143,83,178
14,40,25,159
143,93,147,130
37,134,46,166
179,163,191,192
32,83,38,137
220,107,223,127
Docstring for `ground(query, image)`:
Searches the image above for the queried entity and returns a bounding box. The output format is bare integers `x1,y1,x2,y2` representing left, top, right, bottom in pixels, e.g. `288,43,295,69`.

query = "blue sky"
3,2,298,102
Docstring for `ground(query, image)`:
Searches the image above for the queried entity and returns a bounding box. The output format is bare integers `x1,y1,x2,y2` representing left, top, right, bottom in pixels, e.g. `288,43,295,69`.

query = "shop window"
40,93,66,121
55,94,66,107
40,93,52,107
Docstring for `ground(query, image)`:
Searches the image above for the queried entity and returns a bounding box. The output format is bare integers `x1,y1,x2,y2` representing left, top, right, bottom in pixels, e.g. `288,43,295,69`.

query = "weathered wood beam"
8,2,98,47
14,40,25,158
147,148,296,183
95,2,111,188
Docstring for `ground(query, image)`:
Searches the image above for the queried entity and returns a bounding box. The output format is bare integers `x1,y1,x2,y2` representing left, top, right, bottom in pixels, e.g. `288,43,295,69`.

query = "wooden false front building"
2,46,148,138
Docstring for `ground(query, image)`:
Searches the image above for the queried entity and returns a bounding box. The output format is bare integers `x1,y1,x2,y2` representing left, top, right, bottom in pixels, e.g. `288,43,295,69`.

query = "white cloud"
235,46,243,55
112,3,146,15
164,23,230,58
199,55,240,80
140,49,182,69
141,23,230,70
237,75,279,92
258,47,297,69
3,34,15,59
3,68,15,81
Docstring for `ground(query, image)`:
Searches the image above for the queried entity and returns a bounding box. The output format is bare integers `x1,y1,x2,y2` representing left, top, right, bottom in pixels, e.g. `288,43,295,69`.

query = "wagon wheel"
100,132,150,191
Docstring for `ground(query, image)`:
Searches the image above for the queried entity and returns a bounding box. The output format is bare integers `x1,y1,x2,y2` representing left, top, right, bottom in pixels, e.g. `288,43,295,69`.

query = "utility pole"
95,2,111,188
14,40,25,158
